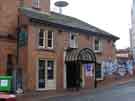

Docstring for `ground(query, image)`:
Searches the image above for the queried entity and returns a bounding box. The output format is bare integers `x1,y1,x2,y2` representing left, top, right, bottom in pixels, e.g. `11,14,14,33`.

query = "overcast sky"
51,0,133,49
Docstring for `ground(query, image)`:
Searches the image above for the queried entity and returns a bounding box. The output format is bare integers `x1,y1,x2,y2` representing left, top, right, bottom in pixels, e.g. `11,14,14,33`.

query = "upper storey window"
38,29,54,49
69,32,78,48
94,38,102,53
32,0,40,9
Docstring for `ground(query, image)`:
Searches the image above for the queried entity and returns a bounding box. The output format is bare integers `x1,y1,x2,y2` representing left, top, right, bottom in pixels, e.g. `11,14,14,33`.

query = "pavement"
17,77,135,101
47,79,135,101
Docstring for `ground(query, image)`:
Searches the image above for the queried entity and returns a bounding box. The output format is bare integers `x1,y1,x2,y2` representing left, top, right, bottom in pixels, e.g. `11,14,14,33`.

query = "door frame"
36,58,56,91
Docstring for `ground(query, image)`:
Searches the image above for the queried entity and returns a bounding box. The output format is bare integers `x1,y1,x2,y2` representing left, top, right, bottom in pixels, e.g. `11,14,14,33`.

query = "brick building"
0,0,119,92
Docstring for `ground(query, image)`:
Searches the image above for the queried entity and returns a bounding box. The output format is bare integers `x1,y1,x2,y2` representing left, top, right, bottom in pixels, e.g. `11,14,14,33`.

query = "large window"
95,63,104,80
94,39,102,52
47,31,53,49
38,59,46,88
69,32,78,48
38,29,54,49
38,29,45,48
38,59,55,89
32,0,40,8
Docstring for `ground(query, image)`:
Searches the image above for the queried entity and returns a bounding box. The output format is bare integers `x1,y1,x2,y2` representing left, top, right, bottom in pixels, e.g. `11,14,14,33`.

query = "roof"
20,7,119,40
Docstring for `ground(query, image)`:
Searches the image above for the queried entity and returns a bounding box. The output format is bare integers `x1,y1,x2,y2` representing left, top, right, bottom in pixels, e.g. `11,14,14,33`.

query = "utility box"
0,76,12,92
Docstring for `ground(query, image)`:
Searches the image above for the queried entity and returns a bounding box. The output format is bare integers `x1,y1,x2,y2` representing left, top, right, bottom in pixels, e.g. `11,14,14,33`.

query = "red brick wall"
25,25,57,91
23,0,50,12
0,39,16,75
22,23,117,91
0,0,19,34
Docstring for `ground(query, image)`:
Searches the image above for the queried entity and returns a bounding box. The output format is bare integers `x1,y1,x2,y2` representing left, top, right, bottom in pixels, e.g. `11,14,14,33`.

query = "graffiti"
102,59,134,78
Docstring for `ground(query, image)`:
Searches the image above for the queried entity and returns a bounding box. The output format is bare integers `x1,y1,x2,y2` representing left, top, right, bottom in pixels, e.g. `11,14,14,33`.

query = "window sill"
94,50,102,53
32,6,41,10
96,77,104,81
37,48,55,52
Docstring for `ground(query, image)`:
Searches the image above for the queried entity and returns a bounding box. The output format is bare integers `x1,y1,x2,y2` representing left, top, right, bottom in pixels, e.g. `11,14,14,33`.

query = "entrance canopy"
65,48,96,63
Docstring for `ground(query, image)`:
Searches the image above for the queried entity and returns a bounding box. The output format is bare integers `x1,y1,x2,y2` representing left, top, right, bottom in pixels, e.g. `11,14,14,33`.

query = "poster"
0,80,8,87
85,64,93,77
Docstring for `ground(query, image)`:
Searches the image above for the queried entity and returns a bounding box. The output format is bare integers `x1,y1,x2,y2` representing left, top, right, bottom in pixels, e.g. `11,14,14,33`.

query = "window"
94,39,102,52
69,32,78,48
47,61,54,79
47,31,53,49
38,59,46,88
32,0,40,8
38,29,45,48
95,63,104,80
38,59,55,89
38,29,54,49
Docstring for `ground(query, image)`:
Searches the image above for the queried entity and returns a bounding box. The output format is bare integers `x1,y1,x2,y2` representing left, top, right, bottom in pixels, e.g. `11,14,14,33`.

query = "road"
46,81,135,101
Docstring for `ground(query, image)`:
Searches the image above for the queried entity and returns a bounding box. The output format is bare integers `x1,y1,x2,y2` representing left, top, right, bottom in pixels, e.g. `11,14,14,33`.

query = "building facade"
130,0,135,58
0,0,119,92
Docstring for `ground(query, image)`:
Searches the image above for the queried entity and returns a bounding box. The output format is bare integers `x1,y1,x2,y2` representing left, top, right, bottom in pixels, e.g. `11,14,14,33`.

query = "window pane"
38,59,45,88
38,29,45,47
95,64,102,78
47,31,53,48
32,0,40,8
95,40,100,50
48,31,52,39
47,61,54,80
48,40,52,47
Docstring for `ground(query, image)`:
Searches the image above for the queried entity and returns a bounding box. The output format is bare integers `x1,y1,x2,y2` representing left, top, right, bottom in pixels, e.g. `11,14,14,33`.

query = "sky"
51,0,133,49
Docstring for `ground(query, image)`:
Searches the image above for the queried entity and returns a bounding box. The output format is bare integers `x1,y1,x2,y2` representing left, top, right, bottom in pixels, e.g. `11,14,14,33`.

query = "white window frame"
38,29,46,49
69,32,78,48
94,38,102,53
38,29,54,49
47,31,54,49
36,59,56,91
36,59,46,90
32,0,40,8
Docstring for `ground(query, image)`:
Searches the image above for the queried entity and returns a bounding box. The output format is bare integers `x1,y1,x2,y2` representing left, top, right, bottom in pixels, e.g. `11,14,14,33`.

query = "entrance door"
37,59,56,90
66,63,81,88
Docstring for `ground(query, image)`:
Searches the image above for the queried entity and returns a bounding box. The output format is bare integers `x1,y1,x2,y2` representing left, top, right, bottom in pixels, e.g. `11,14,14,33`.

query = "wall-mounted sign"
84,64,93,77
19,31,28,47
0,80,8,87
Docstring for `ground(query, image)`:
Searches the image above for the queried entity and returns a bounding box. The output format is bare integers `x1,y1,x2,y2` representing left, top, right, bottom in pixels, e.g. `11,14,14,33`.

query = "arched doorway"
65,48,97,89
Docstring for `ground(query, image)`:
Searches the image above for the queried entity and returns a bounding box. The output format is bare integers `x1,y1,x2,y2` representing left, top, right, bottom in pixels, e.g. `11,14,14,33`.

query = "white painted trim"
93,38,102,52
81,65,85,88
36,58,56,91
63,51,67,89
47,31,54,49
38,29,46,48
32,0,40,8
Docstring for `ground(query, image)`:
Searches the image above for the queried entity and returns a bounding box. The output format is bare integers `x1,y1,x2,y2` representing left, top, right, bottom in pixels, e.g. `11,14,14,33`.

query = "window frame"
37,59,55,90
94,38,102,53
69,32,78,48
47,60,54,80
38,29,46,49
47,31,54,49
95,63,104,81
37,29,54,49
38,59,46,89
32,0,40,9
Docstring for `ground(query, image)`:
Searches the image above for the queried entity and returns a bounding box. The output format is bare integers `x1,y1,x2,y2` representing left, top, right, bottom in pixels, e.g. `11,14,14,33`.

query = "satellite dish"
55,1,69,14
